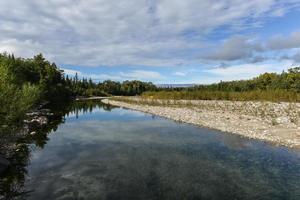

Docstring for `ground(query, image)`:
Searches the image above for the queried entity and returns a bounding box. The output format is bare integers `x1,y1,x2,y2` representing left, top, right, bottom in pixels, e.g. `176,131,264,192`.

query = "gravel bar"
102,98,300,149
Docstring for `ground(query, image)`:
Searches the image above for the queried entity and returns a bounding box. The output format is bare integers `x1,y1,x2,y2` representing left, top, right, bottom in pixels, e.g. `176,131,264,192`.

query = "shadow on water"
0,100,300,200
0,100,117,200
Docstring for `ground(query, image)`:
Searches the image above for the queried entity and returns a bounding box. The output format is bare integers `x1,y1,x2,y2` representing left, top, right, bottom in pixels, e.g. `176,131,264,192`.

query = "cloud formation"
63,68,164,82
267,31,300,50
1,0,299,68
202,31,300,63
291,51,300,62
202,36,262,61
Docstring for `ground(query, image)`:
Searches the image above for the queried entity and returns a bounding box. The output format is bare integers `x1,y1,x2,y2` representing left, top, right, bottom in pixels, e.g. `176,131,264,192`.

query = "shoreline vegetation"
144,67,300,102
0,53,300,152
143,89,300,102
0,53,155,129
0,53,300,197
102,97,300,149
0,53,156,177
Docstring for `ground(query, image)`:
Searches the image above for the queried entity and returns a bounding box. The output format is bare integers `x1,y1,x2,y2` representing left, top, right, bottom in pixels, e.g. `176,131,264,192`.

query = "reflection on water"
1,101,300,200
0,101,113,199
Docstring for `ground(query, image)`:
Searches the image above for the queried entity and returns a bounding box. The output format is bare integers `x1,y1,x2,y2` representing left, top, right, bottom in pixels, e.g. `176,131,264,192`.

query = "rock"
30,131,36,135
276,117,290,124
0,156,10,174
26,111,40,116
102,98,300,148
37,116,48,125
24,116,48,126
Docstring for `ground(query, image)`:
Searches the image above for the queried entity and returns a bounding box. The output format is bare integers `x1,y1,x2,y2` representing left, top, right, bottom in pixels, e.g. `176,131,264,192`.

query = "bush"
0,66,41,125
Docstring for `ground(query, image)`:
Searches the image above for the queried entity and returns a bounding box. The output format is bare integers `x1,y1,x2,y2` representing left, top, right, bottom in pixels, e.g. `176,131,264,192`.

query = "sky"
1,0,300,84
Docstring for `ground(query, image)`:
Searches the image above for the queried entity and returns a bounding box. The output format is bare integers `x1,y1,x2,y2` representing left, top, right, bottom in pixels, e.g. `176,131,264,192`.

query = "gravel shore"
102,98,300,149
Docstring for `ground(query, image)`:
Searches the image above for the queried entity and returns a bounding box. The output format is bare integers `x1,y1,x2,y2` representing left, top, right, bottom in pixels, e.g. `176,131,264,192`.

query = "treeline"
0,53,156,125
0,53,71,126
143,67,300,102
192,67,300,92
65,76,156,97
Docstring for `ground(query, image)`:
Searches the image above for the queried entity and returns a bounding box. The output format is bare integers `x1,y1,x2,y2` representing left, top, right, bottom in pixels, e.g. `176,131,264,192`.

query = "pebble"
102,98,300,148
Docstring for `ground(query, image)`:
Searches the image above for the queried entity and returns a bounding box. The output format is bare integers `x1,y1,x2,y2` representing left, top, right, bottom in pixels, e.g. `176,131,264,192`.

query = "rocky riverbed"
0,108,52,169
102,98,300,149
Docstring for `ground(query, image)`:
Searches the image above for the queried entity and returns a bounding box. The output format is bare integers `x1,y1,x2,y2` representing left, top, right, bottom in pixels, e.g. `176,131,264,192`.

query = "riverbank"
0,108,52,160
75,96,110,101
102,97,300,149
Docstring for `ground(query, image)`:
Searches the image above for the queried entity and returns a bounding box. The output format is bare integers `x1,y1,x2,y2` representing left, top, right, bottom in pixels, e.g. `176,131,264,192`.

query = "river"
1,101,299,200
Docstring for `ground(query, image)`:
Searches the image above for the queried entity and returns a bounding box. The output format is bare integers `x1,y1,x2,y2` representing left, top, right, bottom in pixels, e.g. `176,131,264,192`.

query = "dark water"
1,101,300,200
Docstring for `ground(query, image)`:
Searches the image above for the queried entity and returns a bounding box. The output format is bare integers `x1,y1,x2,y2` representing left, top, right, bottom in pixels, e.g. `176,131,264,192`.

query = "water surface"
3,101,300,200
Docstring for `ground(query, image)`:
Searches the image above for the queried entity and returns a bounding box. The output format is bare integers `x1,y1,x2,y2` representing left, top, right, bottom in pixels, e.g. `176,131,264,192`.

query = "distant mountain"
156,84,196,88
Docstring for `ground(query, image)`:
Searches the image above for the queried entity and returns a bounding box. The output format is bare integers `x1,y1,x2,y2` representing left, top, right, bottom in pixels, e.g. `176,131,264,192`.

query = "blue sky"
1,0,300,84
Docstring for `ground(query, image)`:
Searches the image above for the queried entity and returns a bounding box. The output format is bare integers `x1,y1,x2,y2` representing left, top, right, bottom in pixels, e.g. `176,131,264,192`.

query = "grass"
142,90,300,102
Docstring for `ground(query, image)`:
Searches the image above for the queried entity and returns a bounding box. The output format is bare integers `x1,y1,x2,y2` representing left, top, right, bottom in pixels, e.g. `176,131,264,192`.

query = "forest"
1,53,300,127
66,76,156,97
143,67,300,102
0,53,156,126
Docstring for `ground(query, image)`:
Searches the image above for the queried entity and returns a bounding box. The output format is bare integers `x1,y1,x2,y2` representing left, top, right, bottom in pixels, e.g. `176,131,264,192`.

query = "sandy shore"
102,98,300,149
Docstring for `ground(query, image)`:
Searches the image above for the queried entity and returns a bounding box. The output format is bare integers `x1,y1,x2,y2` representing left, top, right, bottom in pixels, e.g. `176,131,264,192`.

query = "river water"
1,101,300,200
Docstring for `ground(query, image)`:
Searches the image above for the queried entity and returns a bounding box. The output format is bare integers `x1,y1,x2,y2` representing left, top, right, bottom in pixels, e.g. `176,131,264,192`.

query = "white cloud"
0,0,299,67
120,70,164,80
204,61,293,81
63,69,164,82
62,69,82,76
173,72,187,76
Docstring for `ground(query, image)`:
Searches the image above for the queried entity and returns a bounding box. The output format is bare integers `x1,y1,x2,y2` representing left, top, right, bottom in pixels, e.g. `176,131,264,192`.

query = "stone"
276,117,290,124
30,131,36,135
102,98,300,148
